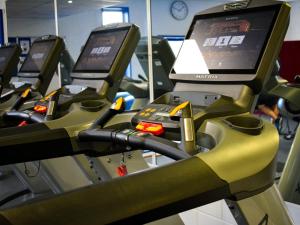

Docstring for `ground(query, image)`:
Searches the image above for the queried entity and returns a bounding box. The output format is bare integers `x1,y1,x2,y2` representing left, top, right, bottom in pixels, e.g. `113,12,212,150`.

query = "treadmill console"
0,44,21,88
71,23,140,101
134,36,175,98
32,24,140,116
18,35,65,96
132,1,290,134
132,91,220,129
170,3,285,93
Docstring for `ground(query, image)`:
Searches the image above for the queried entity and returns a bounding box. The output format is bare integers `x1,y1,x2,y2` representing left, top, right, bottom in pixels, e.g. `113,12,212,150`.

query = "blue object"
0,10,4,45
115,92,135,111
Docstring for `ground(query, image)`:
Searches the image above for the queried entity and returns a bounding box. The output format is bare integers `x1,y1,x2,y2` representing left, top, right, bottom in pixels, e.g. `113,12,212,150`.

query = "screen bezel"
172,4,281,76
19,39,56,73
72,26,130,74
0,45,17,75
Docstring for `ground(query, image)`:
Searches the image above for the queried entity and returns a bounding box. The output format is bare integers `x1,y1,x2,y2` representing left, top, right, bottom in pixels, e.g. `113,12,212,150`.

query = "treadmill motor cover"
73,28,129,74
173,5,279,76
19,40,56,73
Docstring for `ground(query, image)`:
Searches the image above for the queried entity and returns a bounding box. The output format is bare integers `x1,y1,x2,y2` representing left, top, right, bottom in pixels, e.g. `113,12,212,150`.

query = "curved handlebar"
79,128,190,160
3,111,45,124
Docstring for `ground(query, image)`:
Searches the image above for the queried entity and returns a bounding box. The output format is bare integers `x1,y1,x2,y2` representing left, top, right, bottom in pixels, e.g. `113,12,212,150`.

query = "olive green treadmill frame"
0,0,294,224
0,23,141,207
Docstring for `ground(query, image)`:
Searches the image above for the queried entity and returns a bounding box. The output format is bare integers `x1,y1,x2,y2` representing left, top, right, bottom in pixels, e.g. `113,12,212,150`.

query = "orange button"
136,122,164,136
34,105,47,114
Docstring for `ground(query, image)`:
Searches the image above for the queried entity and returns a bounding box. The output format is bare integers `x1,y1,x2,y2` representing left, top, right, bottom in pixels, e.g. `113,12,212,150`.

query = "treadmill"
0,23,140,206
2,24,140,128
0,44,22,96
0,1,293,224
266,76,300,205
0,35,65,117
59,49,74,86
120,36,175,109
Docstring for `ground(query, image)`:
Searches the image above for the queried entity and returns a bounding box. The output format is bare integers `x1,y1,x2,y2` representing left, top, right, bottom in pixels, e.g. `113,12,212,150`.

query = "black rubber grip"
3,111,30,121
128,135,190,160
3,111,45,123
79,128,190,160
78,129,115,142
11,95,27,110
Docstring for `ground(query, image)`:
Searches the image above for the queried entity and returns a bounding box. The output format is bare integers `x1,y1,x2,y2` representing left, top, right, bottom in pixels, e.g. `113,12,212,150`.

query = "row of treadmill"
0,0,299,224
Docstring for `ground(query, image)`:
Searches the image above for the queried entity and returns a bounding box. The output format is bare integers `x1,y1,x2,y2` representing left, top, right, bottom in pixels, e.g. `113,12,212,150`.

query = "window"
102,7,129,25
101,7,131,77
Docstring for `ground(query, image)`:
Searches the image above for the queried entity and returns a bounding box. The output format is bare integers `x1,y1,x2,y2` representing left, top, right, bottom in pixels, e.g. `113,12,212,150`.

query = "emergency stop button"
136,122,164,136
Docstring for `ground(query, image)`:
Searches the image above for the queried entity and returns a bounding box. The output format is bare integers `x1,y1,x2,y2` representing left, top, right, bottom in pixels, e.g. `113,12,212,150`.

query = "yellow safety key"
21,88,31,98
40,90,58,102
112,97,125,111
169,101,190,117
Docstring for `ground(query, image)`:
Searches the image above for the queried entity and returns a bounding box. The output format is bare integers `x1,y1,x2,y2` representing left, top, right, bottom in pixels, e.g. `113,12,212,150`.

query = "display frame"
0,45,18,76
171,4,281,77
72,26,130,74
19,39,57,74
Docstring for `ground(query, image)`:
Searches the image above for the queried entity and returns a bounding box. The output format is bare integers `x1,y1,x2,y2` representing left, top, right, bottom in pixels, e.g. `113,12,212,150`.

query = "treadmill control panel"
132,103,203,129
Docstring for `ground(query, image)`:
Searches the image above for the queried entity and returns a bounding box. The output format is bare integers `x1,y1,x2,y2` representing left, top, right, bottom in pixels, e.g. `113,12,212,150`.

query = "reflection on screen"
20,41,55,73
0,47,15,75
74,29,129,72
173,8,277,74
173,40,209,74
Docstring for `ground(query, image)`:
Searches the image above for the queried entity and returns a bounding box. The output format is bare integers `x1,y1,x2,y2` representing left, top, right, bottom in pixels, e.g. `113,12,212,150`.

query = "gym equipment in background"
0,23,140,208
0,44,21,96
0,35,65,118
119,36,175,109
0,1,293,224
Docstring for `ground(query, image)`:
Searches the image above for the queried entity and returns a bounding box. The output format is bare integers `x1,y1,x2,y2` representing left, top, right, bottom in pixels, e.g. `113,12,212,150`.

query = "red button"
136,122,164,136
18,121,28,127
116,164,128,177
34,105,47,114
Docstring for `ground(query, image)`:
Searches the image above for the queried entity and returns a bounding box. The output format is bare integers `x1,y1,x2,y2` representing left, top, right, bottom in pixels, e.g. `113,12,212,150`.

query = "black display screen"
173,6,279,75
20,40,55,73
0,47,15,75
73,28,129,73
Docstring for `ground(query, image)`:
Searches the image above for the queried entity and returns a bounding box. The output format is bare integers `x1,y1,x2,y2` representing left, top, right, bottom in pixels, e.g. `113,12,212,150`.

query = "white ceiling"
6,0,127,19
6,0,300,20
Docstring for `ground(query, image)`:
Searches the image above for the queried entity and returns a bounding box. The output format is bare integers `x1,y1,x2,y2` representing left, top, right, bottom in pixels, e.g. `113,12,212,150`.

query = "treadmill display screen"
0,47,15,75
73,28,129,73
173,6,279,75
20,40,55,73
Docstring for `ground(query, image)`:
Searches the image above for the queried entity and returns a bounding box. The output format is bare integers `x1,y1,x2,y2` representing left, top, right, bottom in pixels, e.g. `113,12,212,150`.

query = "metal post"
54,0,61,88
2,0,8,43
146,0,156,165
146,0,154,102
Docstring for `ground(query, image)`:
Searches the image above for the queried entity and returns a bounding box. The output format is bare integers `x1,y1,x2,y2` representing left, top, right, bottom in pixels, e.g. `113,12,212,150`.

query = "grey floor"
276,117,299,174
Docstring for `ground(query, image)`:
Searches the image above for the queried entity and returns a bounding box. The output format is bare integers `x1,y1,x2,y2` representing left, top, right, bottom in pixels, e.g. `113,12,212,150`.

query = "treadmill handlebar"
90,97,126,129
3,110,45,124
45,90,61,121
79,128,190,160
9,88,32,111
170,101,197,155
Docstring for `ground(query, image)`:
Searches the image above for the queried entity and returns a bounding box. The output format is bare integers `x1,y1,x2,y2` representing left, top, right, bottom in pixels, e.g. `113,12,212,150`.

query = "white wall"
285,1,300,41
7,18,55,37
6,0,300,60
58,10,101,60
151,0,227,36
119,0,228,37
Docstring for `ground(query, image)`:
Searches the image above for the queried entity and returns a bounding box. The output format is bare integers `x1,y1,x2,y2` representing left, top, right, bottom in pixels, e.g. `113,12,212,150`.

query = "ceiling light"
68,0,73,3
